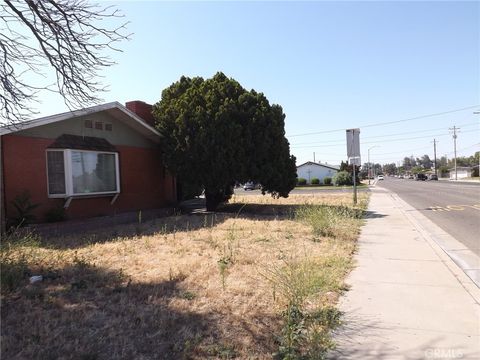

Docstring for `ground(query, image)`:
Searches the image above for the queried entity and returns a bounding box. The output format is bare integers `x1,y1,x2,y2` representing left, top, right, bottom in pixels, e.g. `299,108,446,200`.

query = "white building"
296,161,340,184
449,167,473,180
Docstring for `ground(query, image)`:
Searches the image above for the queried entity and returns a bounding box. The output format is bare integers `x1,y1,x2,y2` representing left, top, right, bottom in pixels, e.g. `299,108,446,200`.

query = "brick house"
0,101,176,230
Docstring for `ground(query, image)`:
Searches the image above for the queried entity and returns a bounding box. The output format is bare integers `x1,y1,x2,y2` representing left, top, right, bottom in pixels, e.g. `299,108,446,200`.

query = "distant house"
0,101,176,228
449,167,474,180
296,161,339,184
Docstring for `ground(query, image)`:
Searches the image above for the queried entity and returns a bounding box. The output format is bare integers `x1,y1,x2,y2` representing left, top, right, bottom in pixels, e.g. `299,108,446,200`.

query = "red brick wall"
2,134,176,223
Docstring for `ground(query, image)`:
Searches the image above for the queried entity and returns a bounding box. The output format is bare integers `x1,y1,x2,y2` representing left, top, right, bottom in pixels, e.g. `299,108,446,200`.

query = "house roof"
296,161,340,171
0,102,161,143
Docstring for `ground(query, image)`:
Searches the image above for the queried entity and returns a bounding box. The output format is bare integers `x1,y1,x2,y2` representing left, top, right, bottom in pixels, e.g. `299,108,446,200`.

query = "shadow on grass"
31,202,366,250
36,212,232,250
219,202,367,220
1,261,279,359
33,204,300,250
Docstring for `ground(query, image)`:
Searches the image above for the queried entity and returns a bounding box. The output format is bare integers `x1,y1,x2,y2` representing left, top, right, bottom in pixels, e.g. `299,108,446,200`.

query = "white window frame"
46,149,120,198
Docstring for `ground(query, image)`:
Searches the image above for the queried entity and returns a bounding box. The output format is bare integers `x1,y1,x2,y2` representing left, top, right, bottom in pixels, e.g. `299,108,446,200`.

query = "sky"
27,1,480,167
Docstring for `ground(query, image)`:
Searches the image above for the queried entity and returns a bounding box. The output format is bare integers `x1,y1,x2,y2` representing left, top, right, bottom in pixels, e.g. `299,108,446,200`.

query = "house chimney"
125,101,155,127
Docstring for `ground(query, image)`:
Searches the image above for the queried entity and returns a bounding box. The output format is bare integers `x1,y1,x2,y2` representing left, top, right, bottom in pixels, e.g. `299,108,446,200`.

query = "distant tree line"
359,151,479,177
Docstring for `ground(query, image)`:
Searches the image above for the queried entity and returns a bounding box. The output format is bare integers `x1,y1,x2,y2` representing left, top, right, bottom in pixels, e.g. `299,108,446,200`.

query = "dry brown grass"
1,192,368,359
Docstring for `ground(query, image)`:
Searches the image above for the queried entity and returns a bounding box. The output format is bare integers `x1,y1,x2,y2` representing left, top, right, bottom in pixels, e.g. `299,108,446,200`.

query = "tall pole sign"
346,128,361,205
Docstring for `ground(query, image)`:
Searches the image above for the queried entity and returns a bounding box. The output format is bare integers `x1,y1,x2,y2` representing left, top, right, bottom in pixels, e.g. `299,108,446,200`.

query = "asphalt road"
376,177,480,256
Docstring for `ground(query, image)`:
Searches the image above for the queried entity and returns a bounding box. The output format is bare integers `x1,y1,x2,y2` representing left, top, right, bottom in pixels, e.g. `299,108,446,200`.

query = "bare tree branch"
0,0,131,124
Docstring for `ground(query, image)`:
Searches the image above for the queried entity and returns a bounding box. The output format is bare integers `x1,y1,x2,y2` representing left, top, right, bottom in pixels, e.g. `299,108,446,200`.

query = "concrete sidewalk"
329,187,480,360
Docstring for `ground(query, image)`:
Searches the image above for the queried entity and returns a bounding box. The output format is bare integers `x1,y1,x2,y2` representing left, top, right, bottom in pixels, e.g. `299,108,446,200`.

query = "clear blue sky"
35,1,480,166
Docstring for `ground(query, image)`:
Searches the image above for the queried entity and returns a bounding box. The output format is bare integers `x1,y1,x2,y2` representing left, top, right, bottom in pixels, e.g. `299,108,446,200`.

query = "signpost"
346,128,361,205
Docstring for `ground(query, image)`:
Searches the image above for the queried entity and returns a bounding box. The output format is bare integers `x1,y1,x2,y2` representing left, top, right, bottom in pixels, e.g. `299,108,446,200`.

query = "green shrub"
311,178,320,185
323,177,332,185
297,178,307,186
333,171,352,186
9,191,40,228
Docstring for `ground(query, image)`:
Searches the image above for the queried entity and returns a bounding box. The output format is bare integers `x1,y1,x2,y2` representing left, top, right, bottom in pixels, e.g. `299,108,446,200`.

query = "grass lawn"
1,193,368,359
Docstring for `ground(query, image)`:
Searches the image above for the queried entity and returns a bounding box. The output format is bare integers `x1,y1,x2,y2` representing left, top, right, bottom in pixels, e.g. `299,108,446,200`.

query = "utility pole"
432,139,438,176
313,152,316,163
353,159,357,205
449,126,459,181
474,111,480,178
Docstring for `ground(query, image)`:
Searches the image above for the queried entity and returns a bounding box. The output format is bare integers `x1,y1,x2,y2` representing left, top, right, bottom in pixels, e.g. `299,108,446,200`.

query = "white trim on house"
0,102,161,143
296,161,340,172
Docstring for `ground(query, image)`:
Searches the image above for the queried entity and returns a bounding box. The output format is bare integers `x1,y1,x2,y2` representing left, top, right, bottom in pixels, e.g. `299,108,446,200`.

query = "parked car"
377,175,384,180
243,182,261,190
415,173,427,181
408,174,414,179
399,175,404,179
243,181,255,190
428,174,438,181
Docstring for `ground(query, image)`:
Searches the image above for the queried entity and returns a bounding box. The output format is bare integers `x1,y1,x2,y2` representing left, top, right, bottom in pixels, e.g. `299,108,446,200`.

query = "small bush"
311,178,320,185
323,177,332,185
297,178,307,186
333,171,352,186
9,191,40,228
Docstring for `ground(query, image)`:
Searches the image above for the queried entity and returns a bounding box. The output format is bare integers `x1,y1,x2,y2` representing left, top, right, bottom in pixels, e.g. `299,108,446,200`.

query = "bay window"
46,149,120,197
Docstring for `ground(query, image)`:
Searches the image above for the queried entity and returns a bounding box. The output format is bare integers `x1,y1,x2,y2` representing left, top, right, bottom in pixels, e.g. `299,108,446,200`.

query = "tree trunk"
204,185,234,212
205,190,222,212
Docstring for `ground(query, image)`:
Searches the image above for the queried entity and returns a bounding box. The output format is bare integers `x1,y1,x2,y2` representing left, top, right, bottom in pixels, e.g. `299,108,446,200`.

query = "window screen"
47,151,66,195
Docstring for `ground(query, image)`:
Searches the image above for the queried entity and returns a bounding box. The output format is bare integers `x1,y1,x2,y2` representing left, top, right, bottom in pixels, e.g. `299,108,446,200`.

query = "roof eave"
0,102,161,143
296,161,339,171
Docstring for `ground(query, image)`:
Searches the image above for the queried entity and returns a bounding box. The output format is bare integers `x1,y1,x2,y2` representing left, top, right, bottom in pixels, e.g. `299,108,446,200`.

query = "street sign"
346,128,361,158
346,128,361,205
349,156,361,166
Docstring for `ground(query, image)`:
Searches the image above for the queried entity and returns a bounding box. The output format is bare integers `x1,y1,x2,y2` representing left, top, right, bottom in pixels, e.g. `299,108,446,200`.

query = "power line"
291,129,478,148
294,143,479,164
288,105,479,137
371,145,432,156
371,143,479,161
290,122,478,146
358,144,479,166
444,143,480,156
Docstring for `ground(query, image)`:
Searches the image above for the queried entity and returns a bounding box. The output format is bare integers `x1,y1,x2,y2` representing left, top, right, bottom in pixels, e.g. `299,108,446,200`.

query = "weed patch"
295,203,365,240
0,231,41,292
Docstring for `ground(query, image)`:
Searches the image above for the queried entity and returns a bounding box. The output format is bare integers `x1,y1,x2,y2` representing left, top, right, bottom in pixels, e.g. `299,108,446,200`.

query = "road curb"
383,188,480,303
